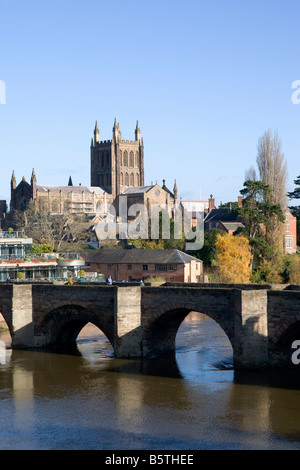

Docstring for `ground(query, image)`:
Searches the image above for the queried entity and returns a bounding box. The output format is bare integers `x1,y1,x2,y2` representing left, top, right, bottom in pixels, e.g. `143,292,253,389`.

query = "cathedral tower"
90,119,144,199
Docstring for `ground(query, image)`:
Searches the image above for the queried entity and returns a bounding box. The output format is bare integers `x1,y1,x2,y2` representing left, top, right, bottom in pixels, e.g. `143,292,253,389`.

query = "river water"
1,312,300,450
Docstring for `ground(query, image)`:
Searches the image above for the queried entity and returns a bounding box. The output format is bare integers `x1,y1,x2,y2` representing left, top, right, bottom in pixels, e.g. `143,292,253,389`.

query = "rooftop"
37,185,105,195
80,249,202,265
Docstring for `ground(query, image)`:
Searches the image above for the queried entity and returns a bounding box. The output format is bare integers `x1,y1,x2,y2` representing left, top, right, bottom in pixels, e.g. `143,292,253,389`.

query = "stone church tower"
90,119,145,199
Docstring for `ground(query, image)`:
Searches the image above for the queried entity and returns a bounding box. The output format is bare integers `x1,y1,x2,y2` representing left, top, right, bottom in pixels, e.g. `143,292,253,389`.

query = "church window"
130,151,134,167
63,200,69,212
101,152,104,166
135,152,139,167
120,173,124,185
123,151,128,167
135,174,139,186
106,151,110,166
125,173,129,186
130,173,134,186
119,150,122,164
52,200,58,213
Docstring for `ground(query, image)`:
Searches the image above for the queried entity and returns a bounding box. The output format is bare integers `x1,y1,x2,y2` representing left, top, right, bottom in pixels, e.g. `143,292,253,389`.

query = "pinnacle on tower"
68,176,73,186
94,120,100,144
135,120,141,142
11,170,16,189
173,180,178,203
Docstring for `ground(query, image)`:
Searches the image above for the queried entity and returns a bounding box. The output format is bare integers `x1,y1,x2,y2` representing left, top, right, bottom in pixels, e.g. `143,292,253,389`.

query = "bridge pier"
113,286,143,357
233,289,269,369
11,284,35,349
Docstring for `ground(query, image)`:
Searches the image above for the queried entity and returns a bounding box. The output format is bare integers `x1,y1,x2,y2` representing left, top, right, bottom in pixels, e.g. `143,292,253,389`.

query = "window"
129,151,134,167
285,236,293,248
127,264,132,270
286,224,290,233
286,212,290,221
155,265,178,271
143,265,148,271
123,151,128,167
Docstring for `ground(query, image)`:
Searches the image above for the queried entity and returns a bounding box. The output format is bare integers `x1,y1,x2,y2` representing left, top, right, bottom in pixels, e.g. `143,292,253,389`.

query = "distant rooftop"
37,185,105,195
122,185,154,195
80,249,202,265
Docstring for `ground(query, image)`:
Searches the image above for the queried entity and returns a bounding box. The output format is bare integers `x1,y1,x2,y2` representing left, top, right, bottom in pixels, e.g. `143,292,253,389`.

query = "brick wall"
86,260,202,282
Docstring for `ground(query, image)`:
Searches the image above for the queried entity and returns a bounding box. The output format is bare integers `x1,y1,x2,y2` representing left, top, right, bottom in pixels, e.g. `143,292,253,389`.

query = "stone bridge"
1,283,300,369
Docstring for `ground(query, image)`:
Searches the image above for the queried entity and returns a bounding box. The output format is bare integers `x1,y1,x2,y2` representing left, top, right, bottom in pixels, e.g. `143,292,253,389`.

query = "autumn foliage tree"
215,233,251,283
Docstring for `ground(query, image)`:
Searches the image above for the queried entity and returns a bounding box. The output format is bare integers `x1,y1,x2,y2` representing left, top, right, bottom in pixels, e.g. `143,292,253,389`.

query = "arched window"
119,150,123,164
125,173,129,186
135,173,139,186
63,200,69,213
120,173,124,185
52,199,58,213
130,173,134,186
106,151,110,166
101,152,104,167
130,151,134,167
135,152,139,167
123,151,128,167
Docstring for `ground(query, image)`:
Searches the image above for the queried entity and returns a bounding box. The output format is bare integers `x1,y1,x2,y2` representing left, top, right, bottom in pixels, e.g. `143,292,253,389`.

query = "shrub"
16,272,24,280
146,275,166,283
290,256,300,284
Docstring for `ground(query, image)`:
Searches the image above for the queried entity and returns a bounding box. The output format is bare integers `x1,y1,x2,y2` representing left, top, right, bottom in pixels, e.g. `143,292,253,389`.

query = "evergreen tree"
288,175,300,245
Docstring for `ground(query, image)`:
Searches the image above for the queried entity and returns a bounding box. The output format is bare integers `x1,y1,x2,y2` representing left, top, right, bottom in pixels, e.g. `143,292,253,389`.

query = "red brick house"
285,209,297,254
81,249,203,283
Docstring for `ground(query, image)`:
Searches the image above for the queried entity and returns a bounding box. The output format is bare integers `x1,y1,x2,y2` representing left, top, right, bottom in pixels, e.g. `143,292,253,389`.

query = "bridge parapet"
0,283,299,369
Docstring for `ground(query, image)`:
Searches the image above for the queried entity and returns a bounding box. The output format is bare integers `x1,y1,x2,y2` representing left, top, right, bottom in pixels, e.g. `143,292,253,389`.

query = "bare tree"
256,129,288,209
244,165,257,182
256,129,288,259
9,200,93,251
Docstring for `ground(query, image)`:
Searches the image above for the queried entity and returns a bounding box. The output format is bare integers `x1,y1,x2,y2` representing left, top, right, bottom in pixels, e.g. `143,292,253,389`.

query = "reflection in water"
1,313,300,449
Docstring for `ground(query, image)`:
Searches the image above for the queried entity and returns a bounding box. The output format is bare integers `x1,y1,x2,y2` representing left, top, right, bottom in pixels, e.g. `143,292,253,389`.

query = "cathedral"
9,119,178,218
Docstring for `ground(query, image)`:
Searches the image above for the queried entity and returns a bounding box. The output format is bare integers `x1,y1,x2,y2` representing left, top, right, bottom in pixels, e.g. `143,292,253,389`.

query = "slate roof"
205,208,240,223
80,249,202,265
122,185,154,195
37,185,105,195
220,222,245,231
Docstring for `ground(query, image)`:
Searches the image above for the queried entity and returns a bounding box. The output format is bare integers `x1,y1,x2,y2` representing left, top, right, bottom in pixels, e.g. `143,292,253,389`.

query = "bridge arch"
142,305,235,358
37,304,114,351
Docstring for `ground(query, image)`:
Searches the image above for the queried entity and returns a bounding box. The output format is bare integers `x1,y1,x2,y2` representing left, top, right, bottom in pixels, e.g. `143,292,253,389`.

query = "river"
1,312,300,450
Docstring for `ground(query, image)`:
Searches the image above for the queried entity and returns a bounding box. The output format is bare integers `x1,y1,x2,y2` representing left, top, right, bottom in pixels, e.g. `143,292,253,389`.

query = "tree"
256,129,287,209
288,175,300,245
215,233,251,283
128,210,186,251
193,228,225,267
288,175,300,217
236,180,285,273
244,165,257,182
8,200,93,252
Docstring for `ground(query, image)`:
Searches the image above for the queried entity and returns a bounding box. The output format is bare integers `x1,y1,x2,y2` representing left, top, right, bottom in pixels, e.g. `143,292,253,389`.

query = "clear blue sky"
0,0,300,207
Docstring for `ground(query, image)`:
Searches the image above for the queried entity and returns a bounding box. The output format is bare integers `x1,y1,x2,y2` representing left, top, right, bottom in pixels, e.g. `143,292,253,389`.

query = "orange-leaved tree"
215,233,251,283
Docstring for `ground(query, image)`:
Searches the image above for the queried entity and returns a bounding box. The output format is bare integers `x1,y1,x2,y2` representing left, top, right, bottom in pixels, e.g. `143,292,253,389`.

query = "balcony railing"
0,231,27,239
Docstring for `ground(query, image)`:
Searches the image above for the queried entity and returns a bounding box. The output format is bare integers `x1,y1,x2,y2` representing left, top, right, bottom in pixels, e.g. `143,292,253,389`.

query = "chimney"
208,194,215,212
238,196,243,208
